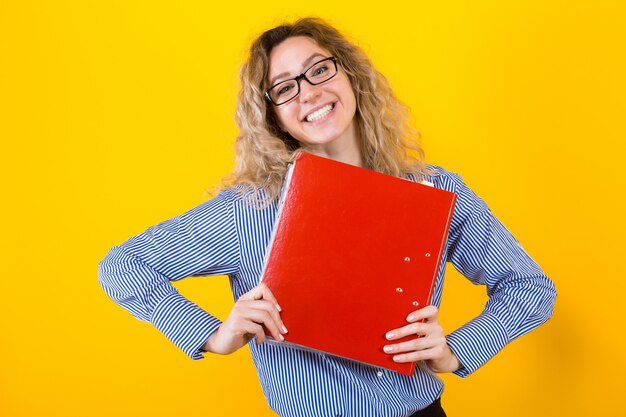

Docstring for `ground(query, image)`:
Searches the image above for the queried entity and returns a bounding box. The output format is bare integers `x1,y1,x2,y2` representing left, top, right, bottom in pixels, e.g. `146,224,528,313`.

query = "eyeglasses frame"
264,56,339,106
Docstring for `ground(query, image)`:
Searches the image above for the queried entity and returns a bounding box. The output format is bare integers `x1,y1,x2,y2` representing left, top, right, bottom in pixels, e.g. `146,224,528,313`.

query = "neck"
303,144,363,168
301,123,364,168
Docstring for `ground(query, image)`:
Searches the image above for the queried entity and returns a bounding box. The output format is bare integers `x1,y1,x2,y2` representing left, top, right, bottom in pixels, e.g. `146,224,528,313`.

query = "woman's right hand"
201,283,287,355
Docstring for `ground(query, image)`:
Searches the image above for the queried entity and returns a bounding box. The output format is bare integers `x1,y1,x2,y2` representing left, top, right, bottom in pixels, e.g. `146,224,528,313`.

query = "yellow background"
2,1,625,416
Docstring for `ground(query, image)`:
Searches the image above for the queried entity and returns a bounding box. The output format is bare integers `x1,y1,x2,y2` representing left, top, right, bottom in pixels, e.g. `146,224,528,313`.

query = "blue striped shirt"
98,165,556,417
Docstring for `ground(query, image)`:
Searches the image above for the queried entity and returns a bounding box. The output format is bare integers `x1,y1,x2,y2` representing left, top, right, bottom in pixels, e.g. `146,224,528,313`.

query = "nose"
298,80,322,103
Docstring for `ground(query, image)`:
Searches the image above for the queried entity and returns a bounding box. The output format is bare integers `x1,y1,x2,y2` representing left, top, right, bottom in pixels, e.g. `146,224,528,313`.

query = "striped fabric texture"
98,165,556,417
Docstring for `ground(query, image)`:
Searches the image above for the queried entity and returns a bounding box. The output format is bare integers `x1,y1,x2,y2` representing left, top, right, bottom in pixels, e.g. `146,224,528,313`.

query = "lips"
304,103,335,122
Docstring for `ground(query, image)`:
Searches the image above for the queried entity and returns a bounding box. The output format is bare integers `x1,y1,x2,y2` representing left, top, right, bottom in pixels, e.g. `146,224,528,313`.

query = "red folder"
260,152,456,375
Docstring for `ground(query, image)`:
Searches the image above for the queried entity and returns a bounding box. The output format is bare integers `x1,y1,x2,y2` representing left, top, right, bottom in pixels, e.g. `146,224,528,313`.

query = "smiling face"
268,36,360,159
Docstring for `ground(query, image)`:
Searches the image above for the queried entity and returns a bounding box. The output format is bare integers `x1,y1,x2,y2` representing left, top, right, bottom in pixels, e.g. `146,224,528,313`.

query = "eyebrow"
269,53,327,86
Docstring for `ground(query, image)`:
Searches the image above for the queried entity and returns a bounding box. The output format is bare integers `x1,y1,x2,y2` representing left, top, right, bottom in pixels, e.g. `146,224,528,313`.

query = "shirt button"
377,371,383,377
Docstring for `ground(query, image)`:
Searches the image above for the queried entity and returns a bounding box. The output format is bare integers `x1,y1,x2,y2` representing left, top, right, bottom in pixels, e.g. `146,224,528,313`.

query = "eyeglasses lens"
268,58,337,105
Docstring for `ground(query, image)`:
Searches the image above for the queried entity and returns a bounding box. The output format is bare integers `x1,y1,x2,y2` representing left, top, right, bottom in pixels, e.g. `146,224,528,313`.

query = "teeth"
306,104,333,122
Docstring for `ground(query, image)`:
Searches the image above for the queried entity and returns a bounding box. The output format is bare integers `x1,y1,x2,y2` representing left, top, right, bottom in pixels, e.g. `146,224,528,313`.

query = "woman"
99,17,556,417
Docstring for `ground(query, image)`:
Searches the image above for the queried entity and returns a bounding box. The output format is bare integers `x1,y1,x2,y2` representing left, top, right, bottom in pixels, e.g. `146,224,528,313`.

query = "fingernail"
393,355,401,362
279,334,285,341
407,314,415,322
383,345,393,353
385,332,395,340
282,325,288,334
276,304,282,312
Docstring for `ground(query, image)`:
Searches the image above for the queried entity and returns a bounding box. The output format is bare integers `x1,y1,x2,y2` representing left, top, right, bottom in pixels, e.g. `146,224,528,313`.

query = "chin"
301,129,346,145
300,136,341,148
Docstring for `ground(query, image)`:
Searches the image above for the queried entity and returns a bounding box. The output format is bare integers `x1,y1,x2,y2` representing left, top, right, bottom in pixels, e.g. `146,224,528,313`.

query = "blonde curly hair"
218,17,428,205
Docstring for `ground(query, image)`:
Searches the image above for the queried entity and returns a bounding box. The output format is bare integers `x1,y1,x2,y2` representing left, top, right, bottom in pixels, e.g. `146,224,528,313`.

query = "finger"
241,284,282,312
240,284,266,301
238,299,288,334
391,344,448,363
239,308,285,341
258,284,281,311
239,321,266,345
385,322,428,340
383,335,446,355
406,305,439,323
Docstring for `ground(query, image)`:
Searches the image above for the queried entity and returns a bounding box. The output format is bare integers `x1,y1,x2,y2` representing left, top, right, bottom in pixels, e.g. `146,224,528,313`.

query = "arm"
443,173,557,377
384,170,556,375
98,191,241,359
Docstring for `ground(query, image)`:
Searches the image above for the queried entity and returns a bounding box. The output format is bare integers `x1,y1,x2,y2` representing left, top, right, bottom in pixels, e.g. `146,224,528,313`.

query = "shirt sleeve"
442,172,557,377
98,191,241,360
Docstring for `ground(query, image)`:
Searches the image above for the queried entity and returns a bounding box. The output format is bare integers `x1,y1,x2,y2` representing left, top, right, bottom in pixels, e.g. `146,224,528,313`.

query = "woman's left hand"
383,305,461,373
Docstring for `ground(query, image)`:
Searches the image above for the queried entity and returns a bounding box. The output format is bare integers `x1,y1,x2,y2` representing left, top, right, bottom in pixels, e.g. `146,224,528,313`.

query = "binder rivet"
425,252,431,257
404,257,411,262
396,287,403,293
412,301,419,306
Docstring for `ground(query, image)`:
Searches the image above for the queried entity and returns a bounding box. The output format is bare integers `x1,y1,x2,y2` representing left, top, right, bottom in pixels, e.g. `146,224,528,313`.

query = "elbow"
536,275,557,325
98,245,119,288
546,278,557,320
97,245,133,303
97,245,150,322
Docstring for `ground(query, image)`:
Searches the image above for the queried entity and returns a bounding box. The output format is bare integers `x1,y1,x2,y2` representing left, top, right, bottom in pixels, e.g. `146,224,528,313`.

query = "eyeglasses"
265,57,339,106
